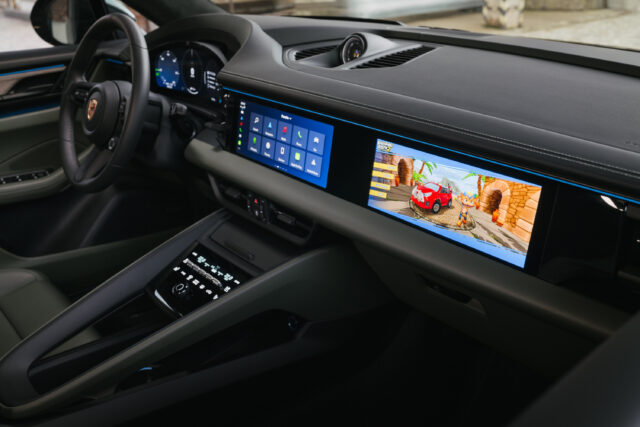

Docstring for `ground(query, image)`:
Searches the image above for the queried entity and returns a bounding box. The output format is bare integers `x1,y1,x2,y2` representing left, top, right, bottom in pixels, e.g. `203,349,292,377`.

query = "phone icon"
292,126,308,149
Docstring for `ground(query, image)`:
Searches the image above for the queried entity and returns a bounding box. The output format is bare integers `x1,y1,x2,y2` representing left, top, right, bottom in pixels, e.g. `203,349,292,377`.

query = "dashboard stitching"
223,72,640,179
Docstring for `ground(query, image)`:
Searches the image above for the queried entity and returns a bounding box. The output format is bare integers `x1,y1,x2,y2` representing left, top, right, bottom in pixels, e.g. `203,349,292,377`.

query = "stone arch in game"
480,179,511,224
397,158,413,186
485,189,503,213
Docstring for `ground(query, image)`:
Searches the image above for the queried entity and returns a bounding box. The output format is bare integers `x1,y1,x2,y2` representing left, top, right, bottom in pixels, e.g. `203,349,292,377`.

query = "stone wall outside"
607,0,640,10
525,0,604,9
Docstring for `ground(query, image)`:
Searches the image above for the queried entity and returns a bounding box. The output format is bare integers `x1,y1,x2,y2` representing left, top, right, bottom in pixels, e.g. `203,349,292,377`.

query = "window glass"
0,1,157,54
0,1,51,53
211,0,640,52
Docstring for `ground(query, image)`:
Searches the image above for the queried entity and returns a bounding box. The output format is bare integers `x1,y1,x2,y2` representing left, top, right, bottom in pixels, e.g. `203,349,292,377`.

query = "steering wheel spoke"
75,147,111,182
66,79,94,106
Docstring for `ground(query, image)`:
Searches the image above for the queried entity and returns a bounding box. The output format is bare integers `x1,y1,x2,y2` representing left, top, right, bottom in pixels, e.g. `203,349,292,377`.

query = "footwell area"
133,306,551,427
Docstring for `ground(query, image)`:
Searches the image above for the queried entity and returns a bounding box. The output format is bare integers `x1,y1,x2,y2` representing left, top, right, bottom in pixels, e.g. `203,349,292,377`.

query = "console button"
277,121,292,144
305,153,322,177
289,148,305,171
249,112,263,133
308,131,325,155
263,117,277,138
246,192,253,212
171,282,191,298
248,133,261,154
261,138,276,159
275,143,290,164
292,126,308,149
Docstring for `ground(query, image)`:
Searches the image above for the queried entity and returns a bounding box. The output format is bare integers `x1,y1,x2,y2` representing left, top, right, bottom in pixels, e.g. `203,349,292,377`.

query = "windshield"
0,0,636,53
215,0,639,52
422,183,440,191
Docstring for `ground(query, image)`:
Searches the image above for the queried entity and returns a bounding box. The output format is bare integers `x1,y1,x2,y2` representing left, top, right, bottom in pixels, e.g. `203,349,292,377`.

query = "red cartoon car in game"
410,182,453,213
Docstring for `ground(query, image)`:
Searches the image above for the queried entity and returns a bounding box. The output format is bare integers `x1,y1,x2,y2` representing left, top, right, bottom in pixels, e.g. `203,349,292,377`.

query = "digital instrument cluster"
152,42,226,105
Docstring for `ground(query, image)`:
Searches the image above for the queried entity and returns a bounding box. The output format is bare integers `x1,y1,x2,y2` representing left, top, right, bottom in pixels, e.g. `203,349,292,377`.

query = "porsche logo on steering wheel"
87,98,98,121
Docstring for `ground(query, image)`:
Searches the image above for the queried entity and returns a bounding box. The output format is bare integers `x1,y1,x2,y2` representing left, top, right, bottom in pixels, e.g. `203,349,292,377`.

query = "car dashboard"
98,9,640,383
3,8,640,425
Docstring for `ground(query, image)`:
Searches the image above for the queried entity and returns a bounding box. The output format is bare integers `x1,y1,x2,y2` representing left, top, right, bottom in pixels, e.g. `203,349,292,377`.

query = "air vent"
294,45,336,60
355,45,433,69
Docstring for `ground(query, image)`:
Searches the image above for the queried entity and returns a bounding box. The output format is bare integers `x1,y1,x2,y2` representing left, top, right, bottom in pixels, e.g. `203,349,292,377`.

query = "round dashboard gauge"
155,50,181,90
341,34,366,64
182,48,203,95
204,59,223,104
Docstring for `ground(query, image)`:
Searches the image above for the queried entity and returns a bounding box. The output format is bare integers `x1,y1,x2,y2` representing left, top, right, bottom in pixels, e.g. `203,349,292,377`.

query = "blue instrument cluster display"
153,43,224,105
235,100,334,188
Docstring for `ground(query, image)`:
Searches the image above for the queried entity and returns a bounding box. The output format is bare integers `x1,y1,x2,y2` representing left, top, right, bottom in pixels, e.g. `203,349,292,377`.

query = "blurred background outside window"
1,0,639,53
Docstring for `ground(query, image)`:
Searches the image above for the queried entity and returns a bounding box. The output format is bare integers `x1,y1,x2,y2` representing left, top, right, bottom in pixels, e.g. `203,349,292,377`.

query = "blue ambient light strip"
0,64,65,78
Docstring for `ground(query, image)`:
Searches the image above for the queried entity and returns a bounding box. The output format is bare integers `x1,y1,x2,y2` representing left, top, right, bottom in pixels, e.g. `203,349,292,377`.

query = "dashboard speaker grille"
355,45,434,69
294,45,336,60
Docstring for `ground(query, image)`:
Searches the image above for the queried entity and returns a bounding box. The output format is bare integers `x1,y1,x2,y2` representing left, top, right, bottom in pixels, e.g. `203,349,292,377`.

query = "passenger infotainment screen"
368,139,542,267
234,99,334,188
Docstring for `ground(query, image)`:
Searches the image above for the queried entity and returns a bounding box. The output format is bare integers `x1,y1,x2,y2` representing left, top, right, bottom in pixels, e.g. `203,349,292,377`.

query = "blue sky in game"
414,160,478,195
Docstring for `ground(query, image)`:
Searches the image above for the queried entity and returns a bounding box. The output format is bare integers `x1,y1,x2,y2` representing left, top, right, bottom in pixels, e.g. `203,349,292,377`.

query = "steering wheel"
59,13,149,192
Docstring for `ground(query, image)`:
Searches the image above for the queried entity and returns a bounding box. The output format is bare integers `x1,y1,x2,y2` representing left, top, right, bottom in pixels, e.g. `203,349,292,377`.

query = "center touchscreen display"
234,99,334,188
368,139,542,267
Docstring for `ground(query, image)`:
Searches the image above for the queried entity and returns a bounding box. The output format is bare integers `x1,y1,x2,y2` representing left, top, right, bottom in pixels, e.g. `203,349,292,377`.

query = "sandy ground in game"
412,198,472,230
372,184,529,253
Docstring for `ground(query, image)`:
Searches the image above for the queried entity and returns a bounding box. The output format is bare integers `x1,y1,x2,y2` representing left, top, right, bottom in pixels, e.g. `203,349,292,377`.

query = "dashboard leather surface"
155,14,640,202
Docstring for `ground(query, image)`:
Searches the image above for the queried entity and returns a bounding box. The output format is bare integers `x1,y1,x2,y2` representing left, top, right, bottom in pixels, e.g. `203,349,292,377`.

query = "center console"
0,208,391,423
147,212,300,316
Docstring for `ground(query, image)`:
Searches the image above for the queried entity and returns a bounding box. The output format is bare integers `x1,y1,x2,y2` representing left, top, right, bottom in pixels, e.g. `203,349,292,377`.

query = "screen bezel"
366,138,547,269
